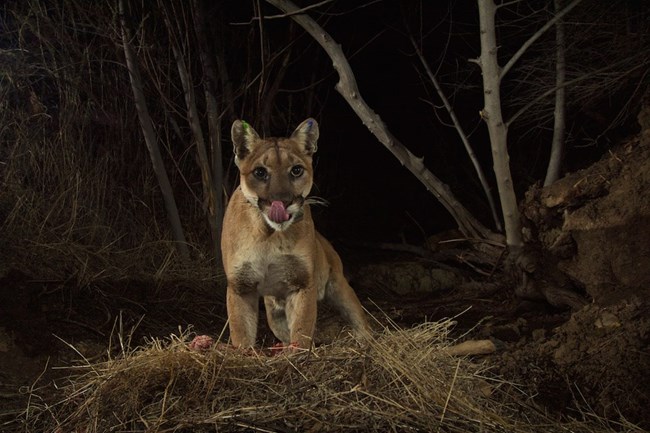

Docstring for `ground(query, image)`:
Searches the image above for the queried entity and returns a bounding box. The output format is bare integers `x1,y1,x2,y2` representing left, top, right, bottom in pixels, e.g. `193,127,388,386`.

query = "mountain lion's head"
231,118,319,231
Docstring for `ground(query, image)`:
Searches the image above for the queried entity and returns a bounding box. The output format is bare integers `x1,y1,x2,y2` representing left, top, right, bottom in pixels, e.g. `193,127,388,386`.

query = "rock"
354,261,464,296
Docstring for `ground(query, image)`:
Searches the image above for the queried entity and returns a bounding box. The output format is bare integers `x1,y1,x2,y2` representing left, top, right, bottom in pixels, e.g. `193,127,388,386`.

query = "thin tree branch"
544,0,566,186
118,0,189,260
411,36,502,232
192,0,225,261
506,57,647,127
161,1,221,258
232,0,333,24
499,0,583,81
497,0,523,8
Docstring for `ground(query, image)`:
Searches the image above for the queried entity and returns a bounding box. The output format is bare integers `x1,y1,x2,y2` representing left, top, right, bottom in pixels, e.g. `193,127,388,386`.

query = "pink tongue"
269,200,290,223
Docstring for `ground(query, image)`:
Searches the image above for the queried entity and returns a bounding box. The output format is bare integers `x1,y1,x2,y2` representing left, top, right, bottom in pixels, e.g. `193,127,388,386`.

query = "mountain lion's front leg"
285,286,318,349
226,287,259,348
264,296,290,344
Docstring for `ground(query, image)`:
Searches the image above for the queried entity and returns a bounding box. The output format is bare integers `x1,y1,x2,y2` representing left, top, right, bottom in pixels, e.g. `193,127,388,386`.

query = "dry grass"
0,137,219,287
0,0,220,287
16,321,644,433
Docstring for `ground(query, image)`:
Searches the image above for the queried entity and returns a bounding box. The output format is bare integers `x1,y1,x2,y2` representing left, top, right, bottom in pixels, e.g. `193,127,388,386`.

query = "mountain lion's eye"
290,165,304,178
253,167,268,180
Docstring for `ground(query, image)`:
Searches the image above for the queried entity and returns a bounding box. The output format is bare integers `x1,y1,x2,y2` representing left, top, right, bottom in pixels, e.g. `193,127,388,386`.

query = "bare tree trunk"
192,0,224,263
544,0,567,186
266,0,495,241
411,37,503,233
161,3,221,260
118,0,189,261
475,0,587,308
475,0,523,253
473,0,582,246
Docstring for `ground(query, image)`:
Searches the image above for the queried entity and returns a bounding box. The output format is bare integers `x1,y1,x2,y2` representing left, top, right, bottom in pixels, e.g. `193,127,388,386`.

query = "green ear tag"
241,120,249,133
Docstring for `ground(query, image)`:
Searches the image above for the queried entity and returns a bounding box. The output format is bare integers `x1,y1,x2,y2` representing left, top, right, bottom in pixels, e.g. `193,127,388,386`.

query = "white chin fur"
264,201,303,231
263,213,294,231
244,192,301,232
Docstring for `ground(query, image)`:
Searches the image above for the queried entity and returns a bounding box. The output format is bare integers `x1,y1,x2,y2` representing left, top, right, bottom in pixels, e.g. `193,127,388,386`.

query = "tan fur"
221,118,369,349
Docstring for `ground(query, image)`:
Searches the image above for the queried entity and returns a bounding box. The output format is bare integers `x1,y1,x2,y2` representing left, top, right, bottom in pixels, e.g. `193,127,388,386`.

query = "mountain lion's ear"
290,118,319,156
231,120,261,165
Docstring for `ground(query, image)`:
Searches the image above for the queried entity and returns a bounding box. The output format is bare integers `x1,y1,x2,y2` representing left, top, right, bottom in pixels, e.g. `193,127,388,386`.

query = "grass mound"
20,321,641,433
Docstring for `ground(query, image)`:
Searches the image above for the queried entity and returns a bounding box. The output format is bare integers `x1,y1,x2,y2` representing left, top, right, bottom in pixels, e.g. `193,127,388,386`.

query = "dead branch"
507,55,648,128
544,0,567,186
160,2,221,260
118,0,189,261
499,0,583,80
411,36,502,233
191,0,225,262
446,339,497,356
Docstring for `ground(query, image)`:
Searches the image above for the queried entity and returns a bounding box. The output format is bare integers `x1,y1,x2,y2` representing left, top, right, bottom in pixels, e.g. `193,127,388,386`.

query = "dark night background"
2,0,645,249
211,0,645,244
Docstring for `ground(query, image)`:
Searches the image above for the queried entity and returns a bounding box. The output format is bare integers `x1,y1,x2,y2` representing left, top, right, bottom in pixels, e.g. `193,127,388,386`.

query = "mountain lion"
221,118,369,349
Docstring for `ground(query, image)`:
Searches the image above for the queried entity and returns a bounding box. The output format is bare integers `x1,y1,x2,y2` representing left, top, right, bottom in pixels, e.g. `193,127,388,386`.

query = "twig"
544,0,567,186
499,0,583,81
53,318,106,337
438,359,461,432
118,0,190,261
411,36,502,232
507,58,647,127
231,0,333,24
446,339,497,356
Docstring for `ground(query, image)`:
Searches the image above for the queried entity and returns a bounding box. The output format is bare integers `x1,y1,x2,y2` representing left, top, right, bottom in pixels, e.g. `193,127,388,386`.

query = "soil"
1,132,649,430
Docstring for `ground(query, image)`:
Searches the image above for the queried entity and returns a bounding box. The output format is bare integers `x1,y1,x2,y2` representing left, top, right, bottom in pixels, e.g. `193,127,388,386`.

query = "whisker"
305,196,330,207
